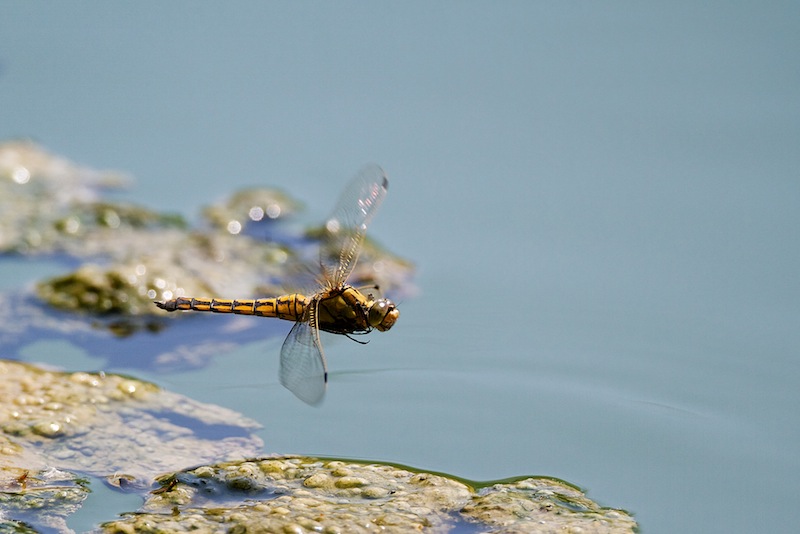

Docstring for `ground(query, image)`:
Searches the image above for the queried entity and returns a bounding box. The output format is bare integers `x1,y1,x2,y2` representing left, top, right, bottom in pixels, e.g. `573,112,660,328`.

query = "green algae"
0,465,89,533
0,360,263,489
201,186,303,230
100,456,637,533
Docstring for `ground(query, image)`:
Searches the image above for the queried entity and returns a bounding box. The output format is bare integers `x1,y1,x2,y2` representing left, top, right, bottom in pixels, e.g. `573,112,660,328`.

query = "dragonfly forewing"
321,164,388,287
279,302,328,405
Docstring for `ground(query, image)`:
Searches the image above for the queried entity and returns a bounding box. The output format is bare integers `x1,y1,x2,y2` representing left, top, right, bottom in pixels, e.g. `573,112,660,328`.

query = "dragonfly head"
367,298,399,332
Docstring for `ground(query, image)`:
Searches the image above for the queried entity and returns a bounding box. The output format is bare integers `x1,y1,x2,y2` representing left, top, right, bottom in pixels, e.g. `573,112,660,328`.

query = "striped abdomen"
156,294,308,322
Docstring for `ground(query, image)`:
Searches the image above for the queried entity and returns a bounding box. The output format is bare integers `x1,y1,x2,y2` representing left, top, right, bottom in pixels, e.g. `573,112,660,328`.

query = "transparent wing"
321,164,389,287
278,302,328,405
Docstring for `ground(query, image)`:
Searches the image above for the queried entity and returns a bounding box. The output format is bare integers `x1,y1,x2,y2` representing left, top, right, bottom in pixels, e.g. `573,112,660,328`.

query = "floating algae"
100,456,637,533
0,462,88,534
0,360,263,487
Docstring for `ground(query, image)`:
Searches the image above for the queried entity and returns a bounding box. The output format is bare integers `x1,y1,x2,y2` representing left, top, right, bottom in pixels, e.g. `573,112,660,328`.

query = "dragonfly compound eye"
368,299,399,332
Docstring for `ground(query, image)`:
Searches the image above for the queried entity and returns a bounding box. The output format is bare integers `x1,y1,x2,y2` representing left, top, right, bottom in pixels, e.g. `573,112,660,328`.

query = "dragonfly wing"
279,304,328,405
321,164,389,287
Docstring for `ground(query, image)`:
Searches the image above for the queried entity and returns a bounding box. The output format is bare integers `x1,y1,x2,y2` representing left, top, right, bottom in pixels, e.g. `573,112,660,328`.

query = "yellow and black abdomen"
156,294,308,322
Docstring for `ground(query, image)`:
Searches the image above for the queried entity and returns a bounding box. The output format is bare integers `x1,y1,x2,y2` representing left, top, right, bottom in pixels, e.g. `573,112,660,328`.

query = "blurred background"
1,2,799,532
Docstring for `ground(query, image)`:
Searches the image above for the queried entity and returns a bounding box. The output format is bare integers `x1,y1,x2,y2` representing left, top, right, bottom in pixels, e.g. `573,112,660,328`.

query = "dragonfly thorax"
314,286,399,335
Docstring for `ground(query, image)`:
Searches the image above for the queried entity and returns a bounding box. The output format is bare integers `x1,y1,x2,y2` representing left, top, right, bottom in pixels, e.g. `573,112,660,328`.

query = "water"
2,3,799,532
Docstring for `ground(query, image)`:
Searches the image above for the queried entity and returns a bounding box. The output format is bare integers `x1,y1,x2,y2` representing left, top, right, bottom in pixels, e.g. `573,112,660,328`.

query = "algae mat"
103,456,637,533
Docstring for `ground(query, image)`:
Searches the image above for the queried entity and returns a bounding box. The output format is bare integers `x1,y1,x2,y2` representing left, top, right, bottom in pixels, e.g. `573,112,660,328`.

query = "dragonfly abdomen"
156,294,308,321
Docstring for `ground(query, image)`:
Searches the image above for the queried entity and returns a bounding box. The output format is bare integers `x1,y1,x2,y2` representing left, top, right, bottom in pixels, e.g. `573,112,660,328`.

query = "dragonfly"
155,165,399,405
